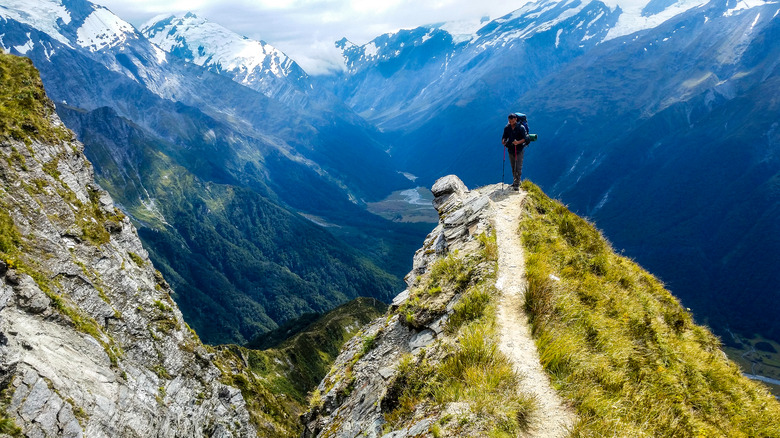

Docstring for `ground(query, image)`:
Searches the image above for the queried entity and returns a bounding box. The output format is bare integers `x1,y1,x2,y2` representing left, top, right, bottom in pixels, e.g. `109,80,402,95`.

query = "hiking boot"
512,185,519,191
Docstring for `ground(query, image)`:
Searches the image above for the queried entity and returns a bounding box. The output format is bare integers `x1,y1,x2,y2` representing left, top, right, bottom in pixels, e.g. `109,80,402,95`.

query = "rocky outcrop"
0,77,254,436
301,176,508,437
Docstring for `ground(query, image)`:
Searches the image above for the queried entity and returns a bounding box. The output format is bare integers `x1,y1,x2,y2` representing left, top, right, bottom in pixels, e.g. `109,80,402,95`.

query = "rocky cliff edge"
0,53,254,437
301,175,541,437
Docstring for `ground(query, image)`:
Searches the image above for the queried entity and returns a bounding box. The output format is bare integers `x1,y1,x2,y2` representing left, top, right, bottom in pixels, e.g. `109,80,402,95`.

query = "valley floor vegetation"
519,180,780,437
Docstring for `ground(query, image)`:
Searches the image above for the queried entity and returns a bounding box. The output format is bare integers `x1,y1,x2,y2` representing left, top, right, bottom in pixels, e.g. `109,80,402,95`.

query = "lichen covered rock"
302,176,513,437
0,52,254,437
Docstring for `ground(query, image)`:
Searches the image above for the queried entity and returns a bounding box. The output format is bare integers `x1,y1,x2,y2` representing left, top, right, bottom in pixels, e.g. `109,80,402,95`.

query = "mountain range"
1,0,777,350
0,0,427,344
2,7,780,433
317,0,780,343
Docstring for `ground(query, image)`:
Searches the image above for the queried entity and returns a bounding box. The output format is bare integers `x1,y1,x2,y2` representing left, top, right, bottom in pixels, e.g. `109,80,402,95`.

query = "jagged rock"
431,174,468,211
391,289,410,307
380,418,434,438
408,329,435,353
303,176,501,437
408,175,493,281
0,97,254,435
14,274,51,314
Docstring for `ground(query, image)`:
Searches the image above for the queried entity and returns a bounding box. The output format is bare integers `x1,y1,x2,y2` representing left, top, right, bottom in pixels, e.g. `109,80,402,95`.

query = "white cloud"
92,0,524,74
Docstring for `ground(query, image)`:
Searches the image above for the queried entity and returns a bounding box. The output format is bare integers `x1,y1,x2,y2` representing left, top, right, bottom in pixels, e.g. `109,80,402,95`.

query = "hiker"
502,113,527,191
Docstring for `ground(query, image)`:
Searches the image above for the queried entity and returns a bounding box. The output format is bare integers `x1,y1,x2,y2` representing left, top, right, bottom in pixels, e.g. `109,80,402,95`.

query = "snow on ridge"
363,41,379,58
143,14,295,78
76,7,135,52
435,17,490,43
604,0,710,41
13,32,34,54
724,0,776,17
0,0,72,46
152,44,167,64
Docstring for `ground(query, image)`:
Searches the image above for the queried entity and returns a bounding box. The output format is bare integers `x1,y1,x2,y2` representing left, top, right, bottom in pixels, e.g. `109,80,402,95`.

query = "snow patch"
724,0,774,16
152,44,166,64
13,32,33,54
363,41,379,58
400,172,418,181
750,12,761,28
142,13,298,83
436,17,490,43
0,0,72,46
593,186,613,212
77,8,134,52
587,11,606,27
605,0,709,42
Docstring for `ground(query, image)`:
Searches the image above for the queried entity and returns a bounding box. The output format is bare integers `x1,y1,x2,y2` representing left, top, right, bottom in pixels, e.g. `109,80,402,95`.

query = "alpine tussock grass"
519,180,780,437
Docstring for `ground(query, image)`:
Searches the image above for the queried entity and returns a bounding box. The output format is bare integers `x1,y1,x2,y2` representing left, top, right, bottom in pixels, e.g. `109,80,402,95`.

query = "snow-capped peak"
76,6,135,52
142,13,299,80
0,0,72,46
428,16,492,43
0,0,137,52
602,0,710,41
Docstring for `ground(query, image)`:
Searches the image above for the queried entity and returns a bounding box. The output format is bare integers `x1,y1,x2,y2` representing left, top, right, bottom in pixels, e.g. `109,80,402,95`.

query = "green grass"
0,416,22,437
383,231,536,436
211,297,386,437
0,206,22,255
396,251,479,330
0,51,70,144
519,180,780,437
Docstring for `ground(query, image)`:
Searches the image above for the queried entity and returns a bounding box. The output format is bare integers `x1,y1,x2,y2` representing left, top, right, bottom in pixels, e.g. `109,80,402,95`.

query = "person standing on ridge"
502,113,527,191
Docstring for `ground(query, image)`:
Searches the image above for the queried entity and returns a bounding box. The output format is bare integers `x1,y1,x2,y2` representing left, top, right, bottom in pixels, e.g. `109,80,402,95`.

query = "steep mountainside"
52,104,400,345
0,50,254,437
320,0,780,343
303,176,780,437
141,13,310,103
521,0,780,339
0,0,425,344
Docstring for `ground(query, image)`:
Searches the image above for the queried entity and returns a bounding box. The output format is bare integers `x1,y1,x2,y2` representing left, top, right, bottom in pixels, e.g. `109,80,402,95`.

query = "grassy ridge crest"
0,50,69,144
519,180,780,437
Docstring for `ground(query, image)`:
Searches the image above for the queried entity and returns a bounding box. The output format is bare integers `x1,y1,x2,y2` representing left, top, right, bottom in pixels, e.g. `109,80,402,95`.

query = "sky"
91,0,524,74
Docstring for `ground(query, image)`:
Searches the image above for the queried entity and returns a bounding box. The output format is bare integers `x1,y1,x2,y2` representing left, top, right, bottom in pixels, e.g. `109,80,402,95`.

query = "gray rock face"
302,175,500,437
0,113,254,436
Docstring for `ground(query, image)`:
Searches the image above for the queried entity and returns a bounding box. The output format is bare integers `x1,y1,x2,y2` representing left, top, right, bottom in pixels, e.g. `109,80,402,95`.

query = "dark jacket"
502,123,527,154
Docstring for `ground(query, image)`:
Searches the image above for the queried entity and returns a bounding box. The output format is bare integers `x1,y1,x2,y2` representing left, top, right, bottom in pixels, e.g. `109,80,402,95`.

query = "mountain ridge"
0,49,256,436
313,0,780,349
303,175,780,437
0,0,426,345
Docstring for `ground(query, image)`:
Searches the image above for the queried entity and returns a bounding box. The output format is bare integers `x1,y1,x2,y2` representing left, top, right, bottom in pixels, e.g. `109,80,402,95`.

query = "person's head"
508,113,517,125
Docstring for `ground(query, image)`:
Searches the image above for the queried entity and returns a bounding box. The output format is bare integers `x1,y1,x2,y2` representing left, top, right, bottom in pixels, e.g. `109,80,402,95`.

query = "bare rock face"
0,112,254,436
301,175,498,438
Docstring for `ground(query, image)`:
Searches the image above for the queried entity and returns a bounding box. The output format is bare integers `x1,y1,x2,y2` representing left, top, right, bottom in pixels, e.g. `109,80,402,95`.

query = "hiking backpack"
514,112,534,144
514,113,539,143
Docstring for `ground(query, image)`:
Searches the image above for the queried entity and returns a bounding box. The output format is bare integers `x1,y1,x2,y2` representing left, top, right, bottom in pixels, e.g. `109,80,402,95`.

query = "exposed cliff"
302,175,780,437
0,51,254,437
303,176,550,437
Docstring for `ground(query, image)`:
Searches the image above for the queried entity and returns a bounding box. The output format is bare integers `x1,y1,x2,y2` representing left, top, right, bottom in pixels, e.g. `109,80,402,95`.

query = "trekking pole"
502,144,506,191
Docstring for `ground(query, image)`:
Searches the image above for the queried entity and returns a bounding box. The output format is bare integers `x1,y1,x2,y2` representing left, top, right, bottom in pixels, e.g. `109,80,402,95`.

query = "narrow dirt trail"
491,188,576,437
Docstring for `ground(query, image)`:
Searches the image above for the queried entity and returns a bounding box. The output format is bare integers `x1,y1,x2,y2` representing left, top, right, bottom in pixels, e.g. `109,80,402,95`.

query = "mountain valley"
1,0,779,435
